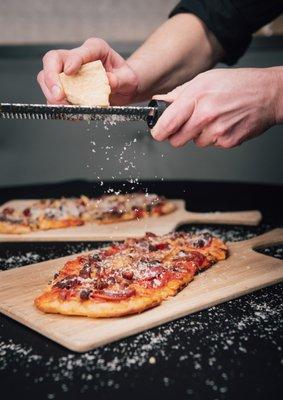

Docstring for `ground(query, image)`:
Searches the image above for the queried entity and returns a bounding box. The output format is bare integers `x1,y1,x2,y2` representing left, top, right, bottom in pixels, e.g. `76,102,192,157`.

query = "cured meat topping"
55,275,79,290
34,230,228,319
79,263,92,279
47,231,227,305
2,207,14,215
80,289,92,300
190,233,212,248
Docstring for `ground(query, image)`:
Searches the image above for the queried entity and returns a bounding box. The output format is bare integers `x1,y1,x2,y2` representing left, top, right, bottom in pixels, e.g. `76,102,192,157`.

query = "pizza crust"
37,218,83,230
35,275,194,318
59,60,111,106
0,221,31,234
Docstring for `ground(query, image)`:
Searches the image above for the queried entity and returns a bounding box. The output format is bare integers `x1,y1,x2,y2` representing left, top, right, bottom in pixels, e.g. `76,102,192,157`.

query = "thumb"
107,64,138,96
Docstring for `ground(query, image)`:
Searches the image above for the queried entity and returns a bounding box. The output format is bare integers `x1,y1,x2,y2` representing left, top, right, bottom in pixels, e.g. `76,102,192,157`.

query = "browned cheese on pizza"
34,232,228,318
59,60,111,106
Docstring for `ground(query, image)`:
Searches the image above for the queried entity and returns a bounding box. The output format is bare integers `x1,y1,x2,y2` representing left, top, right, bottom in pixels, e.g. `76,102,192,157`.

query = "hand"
151,68,281,148
37,38,139,105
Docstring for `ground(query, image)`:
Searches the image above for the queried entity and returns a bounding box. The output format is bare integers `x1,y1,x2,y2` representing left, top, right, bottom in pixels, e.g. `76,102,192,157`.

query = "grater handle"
146,100,169,129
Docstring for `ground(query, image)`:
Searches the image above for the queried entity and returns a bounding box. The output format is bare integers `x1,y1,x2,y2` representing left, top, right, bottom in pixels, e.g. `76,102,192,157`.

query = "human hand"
151,68,281,148
37,38,139,105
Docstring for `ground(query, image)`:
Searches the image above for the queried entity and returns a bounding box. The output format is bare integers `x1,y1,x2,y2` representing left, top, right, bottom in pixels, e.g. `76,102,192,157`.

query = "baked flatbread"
34,232,228,318
59,60,111,106
0,194,176,234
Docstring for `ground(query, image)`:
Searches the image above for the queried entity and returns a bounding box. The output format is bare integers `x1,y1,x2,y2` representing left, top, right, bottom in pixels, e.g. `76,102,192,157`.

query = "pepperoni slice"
139,269,173,289
173,251,208,273
172,259,197,275
122,270,134,280
54,275,79,289
92,288,136,301
101,245,120,257
23,208,31,217
2,207,14,215
63,257,86,275
145,232,157,238
134,208,145,218
185,251,206,267
149,242,169,251
77,256,89,265
151,203,165,215
143,265,164,279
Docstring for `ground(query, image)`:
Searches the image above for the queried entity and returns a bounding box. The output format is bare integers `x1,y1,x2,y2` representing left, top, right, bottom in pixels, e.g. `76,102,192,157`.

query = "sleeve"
169,0,283,65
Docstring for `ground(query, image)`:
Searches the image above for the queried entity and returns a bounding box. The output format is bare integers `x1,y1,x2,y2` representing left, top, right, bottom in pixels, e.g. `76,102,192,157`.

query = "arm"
145,0,283,148
127,0,283,102
127,13,223,102
37,0,282,105
37,13,222,106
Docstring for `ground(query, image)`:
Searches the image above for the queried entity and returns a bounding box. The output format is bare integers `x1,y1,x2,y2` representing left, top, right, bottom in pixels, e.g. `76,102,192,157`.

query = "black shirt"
170,0,283,65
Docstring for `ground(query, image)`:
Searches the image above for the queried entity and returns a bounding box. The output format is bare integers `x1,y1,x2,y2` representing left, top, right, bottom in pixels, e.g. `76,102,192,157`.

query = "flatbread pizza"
0,193,177,234
35,231,228,318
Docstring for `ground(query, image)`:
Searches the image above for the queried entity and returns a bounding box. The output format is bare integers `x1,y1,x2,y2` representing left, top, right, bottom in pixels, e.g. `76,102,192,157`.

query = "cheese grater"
0,99,168,128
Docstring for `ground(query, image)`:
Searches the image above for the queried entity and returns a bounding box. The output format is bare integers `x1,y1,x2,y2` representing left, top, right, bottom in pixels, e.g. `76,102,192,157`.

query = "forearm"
273,66,283,124
127,13,223,102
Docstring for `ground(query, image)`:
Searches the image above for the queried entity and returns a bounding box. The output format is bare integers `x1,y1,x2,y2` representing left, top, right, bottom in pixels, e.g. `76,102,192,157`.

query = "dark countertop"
0,180,282,400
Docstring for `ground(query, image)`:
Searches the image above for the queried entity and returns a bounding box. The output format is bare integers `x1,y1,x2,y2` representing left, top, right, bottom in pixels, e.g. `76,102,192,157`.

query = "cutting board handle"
183,210,262,226
243,228,283,249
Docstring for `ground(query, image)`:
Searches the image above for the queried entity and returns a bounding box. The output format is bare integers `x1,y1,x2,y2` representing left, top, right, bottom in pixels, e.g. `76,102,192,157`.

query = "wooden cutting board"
0,228,282,352
0,199,262,242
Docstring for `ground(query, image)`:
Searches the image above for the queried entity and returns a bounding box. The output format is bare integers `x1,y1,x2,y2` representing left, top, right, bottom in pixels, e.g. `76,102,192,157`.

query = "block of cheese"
59,60,111,106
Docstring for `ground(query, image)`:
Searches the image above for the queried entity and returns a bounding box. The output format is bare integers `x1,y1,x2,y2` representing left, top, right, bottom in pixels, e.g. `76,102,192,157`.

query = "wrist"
127,55,152,103
272,66,283,124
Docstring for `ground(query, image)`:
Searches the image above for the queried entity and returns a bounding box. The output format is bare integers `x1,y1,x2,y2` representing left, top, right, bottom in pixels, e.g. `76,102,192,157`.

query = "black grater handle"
146,99,169,129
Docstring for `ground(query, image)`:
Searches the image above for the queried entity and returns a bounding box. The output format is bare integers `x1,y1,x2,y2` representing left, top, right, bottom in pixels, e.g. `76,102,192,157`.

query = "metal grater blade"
0,103,154,122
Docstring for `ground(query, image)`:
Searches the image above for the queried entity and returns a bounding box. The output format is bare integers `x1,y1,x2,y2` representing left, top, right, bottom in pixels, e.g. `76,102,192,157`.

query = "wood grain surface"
0,199,262,242
0,228,282,352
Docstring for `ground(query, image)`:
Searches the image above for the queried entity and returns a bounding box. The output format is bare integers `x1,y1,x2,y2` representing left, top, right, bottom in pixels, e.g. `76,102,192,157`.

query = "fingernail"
51,85,61,99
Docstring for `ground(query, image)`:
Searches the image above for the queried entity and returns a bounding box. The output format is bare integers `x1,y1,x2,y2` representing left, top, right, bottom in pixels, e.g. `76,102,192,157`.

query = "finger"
37,70,52,101
151,95,195,142
193,130,217,148
194,120,228,148
38,70,69,105
111,65,138,94
63,38,110,75
169,117,202,148
63,51,86,75
199,118,243,148
169,97,220,148
153,84,187,103
215,130,243,149
42,50,67,101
